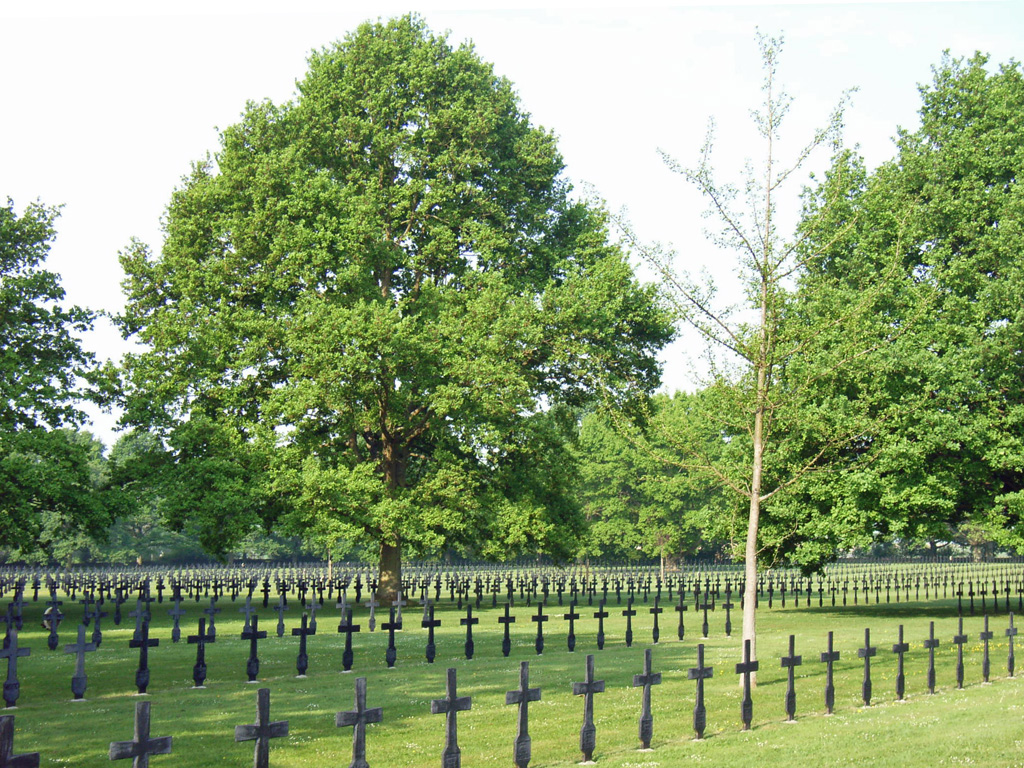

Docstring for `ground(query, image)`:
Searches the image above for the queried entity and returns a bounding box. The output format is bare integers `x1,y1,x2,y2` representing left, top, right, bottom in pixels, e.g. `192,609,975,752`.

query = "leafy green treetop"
118,15,672,596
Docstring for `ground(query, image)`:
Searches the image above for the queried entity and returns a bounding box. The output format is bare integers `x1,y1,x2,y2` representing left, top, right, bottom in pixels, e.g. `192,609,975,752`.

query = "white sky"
2,0,1021,449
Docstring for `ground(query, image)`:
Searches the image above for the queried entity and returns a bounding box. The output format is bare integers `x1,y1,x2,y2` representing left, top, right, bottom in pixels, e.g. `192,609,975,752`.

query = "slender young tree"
618,33,903,677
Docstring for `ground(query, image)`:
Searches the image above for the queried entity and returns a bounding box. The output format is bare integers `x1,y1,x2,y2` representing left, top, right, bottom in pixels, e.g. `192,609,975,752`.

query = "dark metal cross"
239,596,256,634
622,598,636,648
431,668,471,768
166,598,185,644
422,603,441,664
687,644,713,739
0,714,39,767
338,606,360,673
923,620,940,694
648,598,663,645
201,598,221,640
336,676,382,768
781,634,802,721
531,603,548,655
675,593,687,641
363,596,378,633
273,595,289,639
980,614,993,683
892,625,910,700
129,620,159,695
594,601,609,651
0,627,30,708
291,613,315,677
632,648,662,749
499,603,515,658
1006,612,1017,678
391,590,407,629
234,687,288,768
242,615,267,683
381,607,399,669
505,661,541,768
187,618,215,688
736,638,759,728
858,628,877,706
700,592,715,639
109,700,172,767
460,606,478,661
564,602,580,653
953,616,968,689
64,624,97,700
572,654,604,762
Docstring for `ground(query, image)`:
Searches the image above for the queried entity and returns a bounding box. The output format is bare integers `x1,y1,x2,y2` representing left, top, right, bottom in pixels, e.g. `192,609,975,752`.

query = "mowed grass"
5,591,1024,767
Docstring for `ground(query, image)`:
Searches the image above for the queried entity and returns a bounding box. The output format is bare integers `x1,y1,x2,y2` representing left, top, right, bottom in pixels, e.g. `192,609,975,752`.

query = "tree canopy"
117,15,673,593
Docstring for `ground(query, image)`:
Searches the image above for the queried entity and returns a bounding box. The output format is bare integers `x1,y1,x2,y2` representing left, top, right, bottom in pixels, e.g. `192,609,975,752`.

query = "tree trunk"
376,539,402,603
327,548,333,582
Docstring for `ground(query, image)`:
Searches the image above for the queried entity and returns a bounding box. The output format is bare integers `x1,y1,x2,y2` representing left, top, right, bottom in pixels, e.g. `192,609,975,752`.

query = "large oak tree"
118,16,671,595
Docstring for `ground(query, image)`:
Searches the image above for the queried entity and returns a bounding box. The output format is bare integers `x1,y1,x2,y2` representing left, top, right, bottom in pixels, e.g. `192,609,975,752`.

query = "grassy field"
4,592,1023,767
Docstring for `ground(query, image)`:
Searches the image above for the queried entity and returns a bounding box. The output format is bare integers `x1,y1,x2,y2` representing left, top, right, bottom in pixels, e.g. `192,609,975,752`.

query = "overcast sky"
2,0,1021,448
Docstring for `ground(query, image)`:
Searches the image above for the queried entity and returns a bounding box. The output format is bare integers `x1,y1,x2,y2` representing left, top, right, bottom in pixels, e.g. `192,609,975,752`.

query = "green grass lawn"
5,593,1023,766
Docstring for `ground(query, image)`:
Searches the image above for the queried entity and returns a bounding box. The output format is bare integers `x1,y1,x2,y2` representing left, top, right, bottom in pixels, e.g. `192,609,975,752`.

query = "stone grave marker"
858,628,876,706
505,661,540,768
499,603,515,658
820,631,840,714
203,598,221,640
1006,612,1017,677
129,620,159,695
187,618,215,688
980,615,993,683
572,654,604,763
381,607,399,669
687,644,713,739
292,613,315,677
166,597,185,644
64,624,97,700
336,676,382,768
422,603,441,664
460,606,478,661
736,638,759,728
242,615,267,683
273,594,289,639
235,687,288,768
0,713,39,767
632,648,661,750
564,602,580,653
593,601,609,651
675,592,687,641
109,701,172,767
531,603,548,655
953,616,968,689
622,598,636,648
431,668,471,768
923,620,940,694
649,598,663,645
892,624,909,700
338,606,360,673
781,634,802,721
0,628,29,709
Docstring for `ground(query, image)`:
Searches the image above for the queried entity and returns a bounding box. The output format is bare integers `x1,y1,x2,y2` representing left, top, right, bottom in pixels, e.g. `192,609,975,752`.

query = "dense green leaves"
792,53,1024,559
0,199,95,432
118,15,672,579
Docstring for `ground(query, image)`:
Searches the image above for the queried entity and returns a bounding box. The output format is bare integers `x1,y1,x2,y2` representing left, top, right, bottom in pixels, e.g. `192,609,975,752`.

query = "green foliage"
575,394,724,562
793,53,1024,559
0,429,111,563
0,199,96,431
117,16,672,569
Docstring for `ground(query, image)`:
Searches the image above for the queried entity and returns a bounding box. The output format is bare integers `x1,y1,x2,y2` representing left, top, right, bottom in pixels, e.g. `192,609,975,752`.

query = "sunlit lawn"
5,591,1023,766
